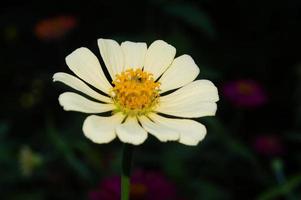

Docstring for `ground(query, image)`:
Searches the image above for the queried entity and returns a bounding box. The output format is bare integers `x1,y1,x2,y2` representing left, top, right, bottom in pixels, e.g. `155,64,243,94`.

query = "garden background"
1,0,301,199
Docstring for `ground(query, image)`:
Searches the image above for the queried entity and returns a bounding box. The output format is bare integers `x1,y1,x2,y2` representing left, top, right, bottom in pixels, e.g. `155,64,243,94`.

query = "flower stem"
271,158,296,200
121,143,133,200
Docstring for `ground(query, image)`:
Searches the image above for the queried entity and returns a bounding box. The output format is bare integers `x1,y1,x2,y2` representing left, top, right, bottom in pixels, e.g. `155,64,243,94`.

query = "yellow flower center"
237,82,255,95
111,68,160,115
130,183,148,198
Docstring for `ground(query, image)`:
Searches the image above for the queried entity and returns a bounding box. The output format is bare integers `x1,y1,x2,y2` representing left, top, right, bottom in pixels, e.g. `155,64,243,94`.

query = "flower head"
53,39,219,145
253,135,284,156
34,15,77,41
222,79,267,108
89,170,177,200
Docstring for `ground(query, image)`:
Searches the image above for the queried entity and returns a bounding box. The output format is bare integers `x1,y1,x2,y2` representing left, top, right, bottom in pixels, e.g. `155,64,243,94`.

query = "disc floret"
111,68,160,115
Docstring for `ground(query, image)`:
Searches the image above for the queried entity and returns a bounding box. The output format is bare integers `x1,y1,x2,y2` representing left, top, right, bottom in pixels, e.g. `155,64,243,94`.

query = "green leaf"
73,141,103,171
46,120,92,180
258,173,301,200
203,118,258,164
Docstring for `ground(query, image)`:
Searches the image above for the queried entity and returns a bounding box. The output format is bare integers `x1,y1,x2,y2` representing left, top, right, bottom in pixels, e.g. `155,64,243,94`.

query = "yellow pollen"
111,68,160,115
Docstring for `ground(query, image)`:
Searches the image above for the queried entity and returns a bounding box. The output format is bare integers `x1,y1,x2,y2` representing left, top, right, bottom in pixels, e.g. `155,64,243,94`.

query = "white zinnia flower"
53,39,219,146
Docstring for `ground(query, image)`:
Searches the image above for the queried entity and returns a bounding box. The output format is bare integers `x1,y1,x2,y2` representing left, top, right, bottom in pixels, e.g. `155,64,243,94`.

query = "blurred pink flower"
253,135,284,156
34,15,77,40
89,170,178,200
222,79,267,107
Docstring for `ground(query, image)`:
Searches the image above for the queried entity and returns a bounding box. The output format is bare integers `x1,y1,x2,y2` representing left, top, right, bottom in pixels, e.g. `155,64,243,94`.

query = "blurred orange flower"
34,15,77,40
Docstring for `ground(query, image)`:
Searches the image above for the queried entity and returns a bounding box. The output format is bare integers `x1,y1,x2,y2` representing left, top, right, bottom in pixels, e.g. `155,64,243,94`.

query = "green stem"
271,158,296,200
121,144,133,200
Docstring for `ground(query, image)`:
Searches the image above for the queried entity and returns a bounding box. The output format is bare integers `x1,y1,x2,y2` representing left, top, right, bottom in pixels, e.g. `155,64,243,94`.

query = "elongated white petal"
158,102,217,118
58,92,114,113
98,38,124,80
53,72,111,103
149,113,207,146
144,40,176,80
82,113,125,144
159,55,200,93
138,116,179,142
160,80,219,103
121,41,147,70
65,47,112,94
156,80,219,118
116,116,147,145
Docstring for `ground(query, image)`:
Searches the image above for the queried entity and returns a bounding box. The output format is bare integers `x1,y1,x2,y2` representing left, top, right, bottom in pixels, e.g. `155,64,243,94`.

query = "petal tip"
117,134,148,146
65,47,88,62
97,38,118,45
58,93,68,111
52,72,61,82
82,115,118,144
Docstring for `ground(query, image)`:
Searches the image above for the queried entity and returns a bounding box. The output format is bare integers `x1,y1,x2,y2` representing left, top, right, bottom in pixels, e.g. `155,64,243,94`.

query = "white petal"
65,47,112,94
58,92,115,113
156,80,219,118
121,41,147,70
53,72,112,103
157,102,217,118
159,55,200,93
149,113,207,146
144,40,176,80
160,80,219,103
98,38,124,80
116,116,147,145
82,113,125,144
138,115,179,142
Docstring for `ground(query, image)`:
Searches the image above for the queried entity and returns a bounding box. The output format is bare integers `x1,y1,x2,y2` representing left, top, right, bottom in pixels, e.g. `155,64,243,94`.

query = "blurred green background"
1,0,301,199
